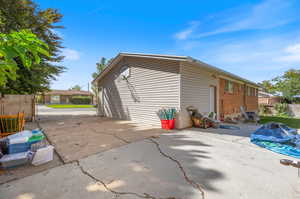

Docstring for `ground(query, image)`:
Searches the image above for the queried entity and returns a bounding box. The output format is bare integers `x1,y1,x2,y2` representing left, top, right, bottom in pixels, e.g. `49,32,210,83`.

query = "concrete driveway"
1,125,300,199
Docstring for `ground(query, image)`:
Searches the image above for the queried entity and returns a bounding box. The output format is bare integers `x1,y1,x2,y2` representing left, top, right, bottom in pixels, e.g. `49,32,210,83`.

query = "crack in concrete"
148,138,205,199
75,160,157,199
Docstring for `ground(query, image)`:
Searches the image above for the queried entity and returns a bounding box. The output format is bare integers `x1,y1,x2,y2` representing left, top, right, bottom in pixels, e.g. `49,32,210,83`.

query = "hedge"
70,96,91,104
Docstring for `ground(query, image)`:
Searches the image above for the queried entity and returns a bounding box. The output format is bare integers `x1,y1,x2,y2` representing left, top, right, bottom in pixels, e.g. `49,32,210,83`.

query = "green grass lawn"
46,104,95,108
260,116,300,129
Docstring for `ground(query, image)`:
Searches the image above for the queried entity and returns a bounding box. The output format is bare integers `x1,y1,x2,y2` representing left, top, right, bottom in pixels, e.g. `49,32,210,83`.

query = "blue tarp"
251,123,300,159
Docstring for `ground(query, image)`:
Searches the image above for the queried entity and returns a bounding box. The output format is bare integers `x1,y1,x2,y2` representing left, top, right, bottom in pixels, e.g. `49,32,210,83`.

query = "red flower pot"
160,119,175,130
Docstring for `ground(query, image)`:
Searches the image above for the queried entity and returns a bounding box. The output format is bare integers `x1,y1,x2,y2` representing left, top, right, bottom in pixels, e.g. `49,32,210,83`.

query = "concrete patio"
1,124,299,199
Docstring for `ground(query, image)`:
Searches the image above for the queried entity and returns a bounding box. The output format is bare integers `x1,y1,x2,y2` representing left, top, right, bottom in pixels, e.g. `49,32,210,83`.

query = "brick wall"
219,78,245,117
245,86,258,111
245,95,258,111
219,78,258,118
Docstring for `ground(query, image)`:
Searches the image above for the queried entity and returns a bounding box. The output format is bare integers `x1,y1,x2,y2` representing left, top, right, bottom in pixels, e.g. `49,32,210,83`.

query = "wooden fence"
0,95,35,121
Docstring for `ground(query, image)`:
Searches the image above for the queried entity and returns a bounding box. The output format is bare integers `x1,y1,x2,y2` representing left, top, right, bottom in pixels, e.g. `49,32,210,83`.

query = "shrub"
70,96,91,104
259,104,269,115
36,95,44,104
274,103,289,117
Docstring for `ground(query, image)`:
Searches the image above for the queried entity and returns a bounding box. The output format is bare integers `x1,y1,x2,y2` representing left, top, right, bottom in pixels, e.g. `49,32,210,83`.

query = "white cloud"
173,21,199,40
278,44,300,62
62,48,80,61
174,0,298,39
174,33,300,82
171,0,300,82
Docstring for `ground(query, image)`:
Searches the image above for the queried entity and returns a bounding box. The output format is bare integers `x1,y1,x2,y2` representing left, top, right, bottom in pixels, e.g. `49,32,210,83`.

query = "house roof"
258,91,275,98
44,90,93,96
92,52,259,87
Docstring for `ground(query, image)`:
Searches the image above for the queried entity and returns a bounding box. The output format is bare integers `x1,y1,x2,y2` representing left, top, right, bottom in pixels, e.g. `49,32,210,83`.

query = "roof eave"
92,52,260,88
187,57,260,87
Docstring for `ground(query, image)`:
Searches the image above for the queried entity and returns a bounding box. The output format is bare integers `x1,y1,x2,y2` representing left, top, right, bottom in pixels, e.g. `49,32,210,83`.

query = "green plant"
260,69,300,101
0,29,49,86
274,103,289,117
0,0,65,94
70,96,92,104
259,104,269,115
69,85,82,91
36,95,44,104
157,108,177,120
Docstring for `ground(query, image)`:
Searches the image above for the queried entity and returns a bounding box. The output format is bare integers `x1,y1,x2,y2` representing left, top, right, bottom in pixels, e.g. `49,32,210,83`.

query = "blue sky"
36,0,300,90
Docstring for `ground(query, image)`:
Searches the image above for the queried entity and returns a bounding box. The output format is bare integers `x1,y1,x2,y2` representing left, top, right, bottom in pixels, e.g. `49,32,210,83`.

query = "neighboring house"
92,53,259,127
40,90,93,104
258,91,281,105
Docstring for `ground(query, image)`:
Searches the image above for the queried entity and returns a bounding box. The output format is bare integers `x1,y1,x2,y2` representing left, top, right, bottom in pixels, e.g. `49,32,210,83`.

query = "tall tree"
91,57,112,104
273,69,300,100
69,85,82,91
0,0,65,94
260,80,276,94
92,57,110,79
261,69,300,101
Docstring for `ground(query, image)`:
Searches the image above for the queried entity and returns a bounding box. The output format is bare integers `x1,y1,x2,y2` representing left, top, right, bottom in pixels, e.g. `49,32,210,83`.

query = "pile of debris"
0,129,54,169
186,105,260,129
186,106,220,129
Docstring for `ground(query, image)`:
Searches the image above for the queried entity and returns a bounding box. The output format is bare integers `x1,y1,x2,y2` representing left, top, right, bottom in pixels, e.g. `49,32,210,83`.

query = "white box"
31,145,54,166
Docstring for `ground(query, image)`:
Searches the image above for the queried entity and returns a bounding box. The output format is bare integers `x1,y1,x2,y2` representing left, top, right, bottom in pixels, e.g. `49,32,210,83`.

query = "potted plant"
157,108,176,130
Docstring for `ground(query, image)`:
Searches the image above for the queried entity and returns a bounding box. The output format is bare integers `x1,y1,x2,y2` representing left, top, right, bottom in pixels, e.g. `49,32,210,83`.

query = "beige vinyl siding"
180,61,218,114
98,57,180,125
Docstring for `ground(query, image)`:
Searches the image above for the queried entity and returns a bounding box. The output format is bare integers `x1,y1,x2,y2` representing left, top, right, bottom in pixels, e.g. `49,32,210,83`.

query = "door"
209,86,216,113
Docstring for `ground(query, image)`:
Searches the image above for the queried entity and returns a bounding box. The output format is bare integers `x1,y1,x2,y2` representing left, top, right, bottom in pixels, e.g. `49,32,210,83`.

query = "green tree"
69,85,82,91
91,57,112,101
261,69,300,101
0,30,49,86
0,0,65,94
260,80,276,94
92,57,110,79
273,69,300,100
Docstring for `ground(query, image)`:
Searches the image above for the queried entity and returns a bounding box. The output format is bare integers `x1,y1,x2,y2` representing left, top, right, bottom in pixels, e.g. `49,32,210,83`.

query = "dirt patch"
0,116,166,184
39,116,166,163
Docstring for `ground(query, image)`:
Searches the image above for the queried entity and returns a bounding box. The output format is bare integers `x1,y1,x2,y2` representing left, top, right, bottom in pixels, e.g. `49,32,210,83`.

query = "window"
225,80,234,93
247,87,257,96
238,84,243,93
252,88,255,96
247,87,251,96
